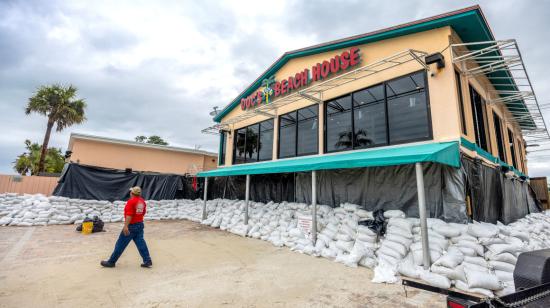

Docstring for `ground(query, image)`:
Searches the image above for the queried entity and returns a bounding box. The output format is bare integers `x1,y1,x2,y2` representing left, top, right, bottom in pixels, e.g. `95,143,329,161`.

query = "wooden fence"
531,177,549,210
0,174,59,196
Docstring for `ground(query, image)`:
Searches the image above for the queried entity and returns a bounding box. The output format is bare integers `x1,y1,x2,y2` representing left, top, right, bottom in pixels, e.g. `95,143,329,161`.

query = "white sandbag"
489,260,515,272
495,270,514,282
383,210,405,219
377,245,403,260
372,263,398,284
358,256,377,269
356,209,372,219
384,233,412,247
380,240,407,257
454,280,494,298
387,217,413,232
456,240,484,256
433,224,461,238
335,240,354,252
356,233,377,243
486,252,517,264
487,243,524,255
509,230,530,242
433,251,464,268
419,270,451,289
356,225,376,237
467,222,499,238
450,233,478,244
397,254,420,279
464,267,503,290
336,233,353,242
430,264,466,282
464,256,489,268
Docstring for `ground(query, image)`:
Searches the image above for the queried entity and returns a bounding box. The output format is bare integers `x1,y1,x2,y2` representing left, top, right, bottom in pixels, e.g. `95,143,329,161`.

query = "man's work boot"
141,261,153,268
100,260,115,268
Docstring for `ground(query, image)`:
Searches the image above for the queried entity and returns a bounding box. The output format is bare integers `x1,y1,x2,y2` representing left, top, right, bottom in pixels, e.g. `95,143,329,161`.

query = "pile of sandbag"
4,193,550,297
0,193,214,226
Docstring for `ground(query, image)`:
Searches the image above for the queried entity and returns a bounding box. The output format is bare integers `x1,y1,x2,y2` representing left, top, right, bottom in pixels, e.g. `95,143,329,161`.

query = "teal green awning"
197,141,460,177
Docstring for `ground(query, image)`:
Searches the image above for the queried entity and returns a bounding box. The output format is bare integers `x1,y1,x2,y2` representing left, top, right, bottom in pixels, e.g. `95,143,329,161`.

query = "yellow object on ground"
81,221,93,234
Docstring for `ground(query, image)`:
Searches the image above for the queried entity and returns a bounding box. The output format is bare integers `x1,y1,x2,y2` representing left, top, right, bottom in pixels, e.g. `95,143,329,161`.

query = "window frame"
469,84,491,153
278,104,319,159
507,128,518,169
218,131,226,166
324,70,433,154
492,111,507,163
232,118,274,164
454,70,467,135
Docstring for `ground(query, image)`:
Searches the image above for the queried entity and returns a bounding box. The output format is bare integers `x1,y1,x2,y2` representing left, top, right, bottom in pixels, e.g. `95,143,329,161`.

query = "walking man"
101,186,153,268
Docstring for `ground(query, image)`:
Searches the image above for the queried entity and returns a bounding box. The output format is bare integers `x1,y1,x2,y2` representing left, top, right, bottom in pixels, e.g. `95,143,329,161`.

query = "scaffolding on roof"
451,40,550,147
201,49,429,134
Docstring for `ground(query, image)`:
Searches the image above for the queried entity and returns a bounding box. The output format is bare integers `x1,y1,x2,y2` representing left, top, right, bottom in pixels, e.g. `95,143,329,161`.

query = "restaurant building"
199,6,548,229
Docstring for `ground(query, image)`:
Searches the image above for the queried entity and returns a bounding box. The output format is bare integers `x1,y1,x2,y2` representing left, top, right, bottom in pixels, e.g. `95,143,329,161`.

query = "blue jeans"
108,222,151,264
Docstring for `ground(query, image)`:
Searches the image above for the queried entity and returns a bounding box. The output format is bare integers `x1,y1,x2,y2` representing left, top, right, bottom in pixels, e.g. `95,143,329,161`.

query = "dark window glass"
234,128,246,164
455,71,467,135
353,84,387,147
508,129,518,169
219,132,226,165
326,95,353,152
279,113,297,158
470,86,489,152
297,106,318,155
245,125,259,162
258,120,274,161
387,72,430,143
493,112,506,162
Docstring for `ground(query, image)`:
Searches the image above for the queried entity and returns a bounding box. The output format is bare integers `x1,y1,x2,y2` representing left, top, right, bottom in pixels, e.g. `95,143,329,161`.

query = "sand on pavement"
0,220,445,307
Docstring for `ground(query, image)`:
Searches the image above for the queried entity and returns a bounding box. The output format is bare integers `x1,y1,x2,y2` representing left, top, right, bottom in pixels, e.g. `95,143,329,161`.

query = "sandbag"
464,267,503,290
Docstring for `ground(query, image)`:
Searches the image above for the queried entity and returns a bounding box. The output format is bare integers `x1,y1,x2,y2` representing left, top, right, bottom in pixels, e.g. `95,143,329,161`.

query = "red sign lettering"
241,48,361,110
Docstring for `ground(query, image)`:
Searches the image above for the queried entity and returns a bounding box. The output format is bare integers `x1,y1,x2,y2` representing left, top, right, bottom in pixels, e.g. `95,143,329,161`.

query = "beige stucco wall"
70,139,217,175
218,25,528,174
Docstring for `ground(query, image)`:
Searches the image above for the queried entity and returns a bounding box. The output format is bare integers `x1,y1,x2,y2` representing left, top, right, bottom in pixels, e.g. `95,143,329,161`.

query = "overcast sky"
1,0,549,176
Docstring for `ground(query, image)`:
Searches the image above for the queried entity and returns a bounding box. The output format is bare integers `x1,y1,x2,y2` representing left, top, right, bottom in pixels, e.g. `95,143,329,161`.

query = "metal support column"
202,177,208,220
415,163,431,269
244,174,250,225
311,170,317,244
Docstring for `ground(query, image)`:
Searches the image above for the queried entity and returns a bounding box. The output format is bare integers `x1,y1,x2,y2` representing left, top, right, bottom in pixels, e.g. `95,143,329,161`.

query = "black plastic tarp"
53,163,186,201
462,157,541,224
208,173,295,203
294,163,468,223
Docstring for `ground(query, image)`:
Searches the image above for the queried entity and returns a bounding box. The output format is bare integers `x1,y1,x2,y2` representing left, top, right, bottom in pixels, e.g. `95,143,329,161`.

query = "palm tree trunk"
37,118,54,174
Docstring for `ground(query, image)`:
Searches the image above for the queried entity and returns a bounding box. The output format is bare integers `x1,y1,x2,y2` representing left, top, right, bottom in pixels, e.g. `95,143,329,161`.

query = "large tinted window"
325,71,431,152
324,71,431,153
279,105,318,158
507,129,518,169
279,113,297,158
353,84,387,148
258,120,274,161
387,72,430,143
297,106,318,155
493,112,506,162
470,86,489,152
245,125,259,162
234,129,246,164
326,96,353,152
455,71,467,135
233,119,274,164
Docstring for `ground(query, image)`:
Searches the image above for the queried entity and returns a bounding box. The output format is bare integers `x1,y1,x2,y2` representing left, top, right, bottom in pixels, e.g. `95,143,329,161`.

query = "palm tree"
25,84,86,173
13,139,65,175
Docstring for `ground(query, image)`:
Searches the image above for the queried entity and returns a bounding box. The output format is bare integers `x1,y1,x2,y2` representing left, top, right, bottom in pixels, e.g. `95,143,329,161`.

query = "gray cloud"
0,0,549,179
